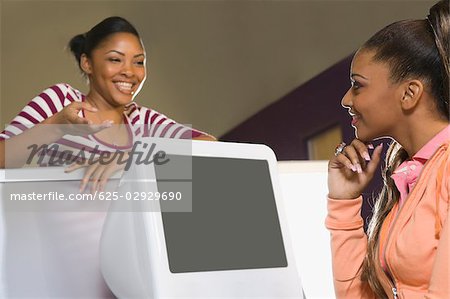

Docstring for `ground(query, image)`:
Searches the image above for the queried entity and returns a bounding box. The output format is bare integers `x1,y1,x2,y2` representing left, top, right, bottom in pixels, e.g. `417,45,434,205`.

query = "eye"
108,58,121,63
135,61,145,66
351,79,362,90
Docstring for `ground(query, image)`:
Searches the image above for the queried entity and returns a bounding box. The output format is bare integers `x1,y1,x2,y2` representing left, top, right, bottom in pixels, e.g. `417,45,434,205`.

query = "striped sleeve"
0,83,73,141
131,106,205,139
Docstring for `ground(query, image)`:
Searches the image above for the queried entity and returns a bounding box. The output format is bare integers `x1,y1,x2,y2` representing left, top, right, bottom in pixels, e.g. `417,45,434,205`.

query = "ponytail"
428,0,449,116
361,142,408,298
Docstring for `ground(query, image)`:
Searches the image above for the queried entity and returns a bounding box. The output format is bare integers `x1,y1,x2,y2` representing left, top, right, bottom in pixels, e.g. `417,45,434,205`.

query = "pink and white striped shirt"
0,83,207,165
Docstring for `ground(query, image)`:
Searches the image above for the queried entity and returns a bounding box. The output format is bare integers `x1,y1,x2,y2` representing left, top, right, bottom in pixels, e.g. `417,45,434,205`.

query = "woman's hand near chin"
328,139,383,199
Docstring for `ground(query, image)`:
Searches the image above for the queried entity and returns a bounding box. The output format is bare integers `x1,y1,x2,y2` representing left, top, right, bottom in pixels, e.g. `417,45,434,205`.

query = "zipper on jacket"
384,264,398,299
392,286,398,299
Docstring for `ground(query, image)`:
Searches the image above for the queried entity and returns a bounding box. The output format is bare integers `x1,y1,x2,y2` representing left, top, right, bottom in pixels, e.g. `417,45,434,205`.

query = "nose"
121,62,134,77
341,88,352,109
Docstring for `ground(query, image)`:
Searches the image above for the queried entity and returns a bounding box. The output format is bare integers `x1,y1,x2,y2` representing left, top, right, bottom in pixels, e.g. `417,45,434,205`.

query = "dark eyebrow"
106,50,145,58
350,73,368,80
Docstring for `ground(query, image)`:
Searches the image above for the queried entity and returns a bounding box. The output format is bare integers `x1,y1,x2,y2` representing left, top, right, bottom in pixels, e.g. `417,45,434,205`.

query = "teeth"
115,82,133,91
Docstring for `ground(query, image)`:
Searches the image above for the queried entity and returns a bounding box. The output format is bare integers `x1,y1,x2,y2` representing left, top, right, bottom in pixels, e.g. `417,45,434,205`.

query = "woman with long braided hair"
327,1,449,298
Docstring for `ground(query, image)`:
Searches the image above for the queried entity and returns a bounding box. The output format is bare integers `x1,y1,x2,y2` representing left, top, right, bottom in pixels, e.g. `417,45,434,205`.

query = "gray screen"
156,156,288,273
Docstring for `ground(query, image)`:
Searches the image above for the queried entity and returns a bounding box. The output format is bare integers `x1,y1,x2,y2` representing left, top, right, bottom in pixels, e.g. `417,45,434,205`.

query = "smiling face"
341,50,405,142
81,32,146,108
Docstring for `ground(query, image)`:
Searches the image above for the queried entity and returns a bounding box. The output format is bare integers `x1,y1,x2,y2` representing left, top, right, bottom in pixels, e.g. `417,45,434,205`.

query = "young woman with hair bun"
327,0,449,298
0,16,214,191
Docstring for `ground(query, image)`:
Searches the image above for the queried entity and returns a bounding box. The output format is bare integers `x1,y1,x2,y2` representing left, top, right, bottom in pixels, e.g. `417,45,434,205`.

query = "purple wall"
221,55,355,159
220,55,389,228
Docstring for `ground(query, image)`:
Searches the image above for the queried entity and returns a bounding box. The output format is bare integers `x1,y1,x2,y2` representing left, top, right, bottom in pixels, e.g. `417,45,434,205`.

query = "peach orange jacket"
325,142,449,299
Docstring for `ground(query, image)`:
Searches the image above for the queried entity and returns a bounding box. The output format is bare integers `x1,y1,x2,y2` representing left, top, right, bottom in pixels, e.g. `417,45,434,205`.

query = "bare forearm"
0,120,64,168
193,134,217,141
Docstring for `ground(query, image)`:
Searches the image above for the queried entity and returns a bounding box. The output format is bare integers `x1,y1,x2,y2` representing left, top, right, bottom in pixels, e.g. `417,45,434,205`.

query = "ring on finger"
334,142,347,156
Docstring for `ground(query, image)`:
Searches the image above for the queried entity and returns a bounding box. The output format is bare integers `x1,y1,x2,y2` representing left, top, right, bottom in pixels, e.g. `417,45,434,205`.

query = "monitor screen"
155,156,287,273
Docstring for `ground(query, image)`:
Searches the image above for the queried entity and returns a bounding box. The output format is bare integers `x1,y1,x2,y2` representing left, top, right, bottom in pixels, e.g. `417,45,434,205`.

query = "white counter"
0,162,334,298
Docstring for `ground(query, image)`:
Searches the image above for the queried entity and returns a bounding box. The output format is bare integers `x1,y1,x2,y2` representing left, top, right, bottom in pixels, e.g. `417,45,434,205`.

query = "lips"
349,111,361,125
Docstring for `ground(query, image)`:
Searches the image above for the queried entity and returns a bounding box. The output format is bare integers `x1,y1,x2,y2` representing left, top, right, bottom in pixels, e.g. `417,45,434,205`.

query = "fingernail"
91,107,98,112
363,152,371,161
356,164,362,173
349,164,356,172
367,144,374,149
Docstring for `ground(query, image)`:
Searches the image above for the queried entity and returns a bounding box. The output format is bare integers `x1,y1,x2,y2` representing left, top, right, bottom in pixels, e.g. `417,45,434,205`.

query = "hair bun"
68,33,87,65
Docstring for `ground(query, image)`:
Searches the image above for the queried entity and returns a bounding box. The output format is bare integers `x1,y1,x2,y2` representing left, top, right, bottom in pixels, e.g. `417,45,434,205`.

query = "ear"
400,80,423,111
80,54,92,75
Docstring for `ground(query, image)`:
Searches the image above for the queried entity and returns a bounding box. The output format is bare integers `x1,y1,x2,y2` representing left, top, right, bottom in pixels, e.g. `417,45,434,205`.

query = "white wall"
278,161,334,299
